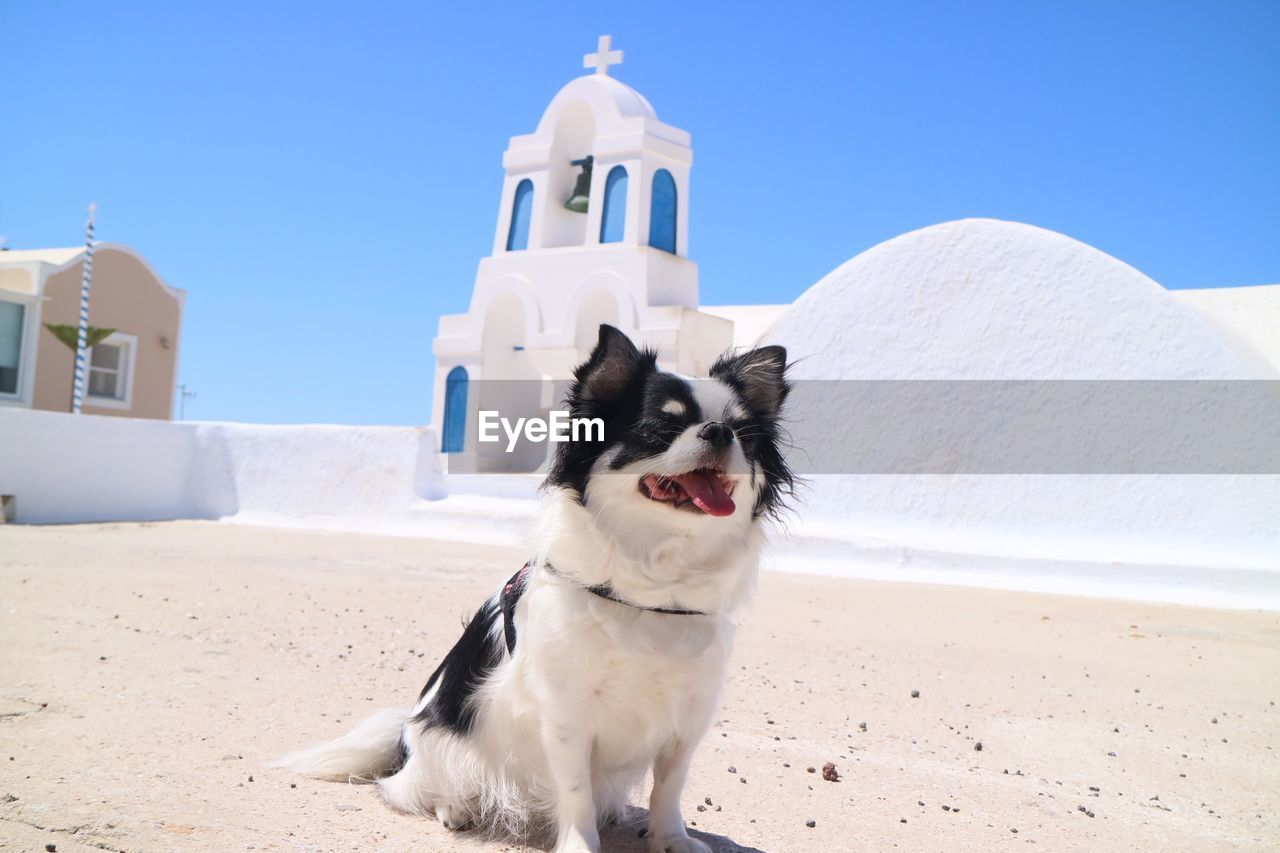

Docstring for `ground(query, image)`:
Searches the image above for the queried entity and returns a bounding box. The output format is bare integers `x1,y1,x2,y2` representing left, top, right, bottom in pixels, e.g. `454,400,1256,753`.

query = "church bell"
564,155,593,213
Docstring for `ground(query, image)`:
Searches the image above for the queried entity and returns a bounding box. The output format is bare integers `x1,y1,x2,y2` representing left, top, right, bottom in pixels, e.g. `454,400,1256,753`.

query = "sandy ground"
0,522,1277,852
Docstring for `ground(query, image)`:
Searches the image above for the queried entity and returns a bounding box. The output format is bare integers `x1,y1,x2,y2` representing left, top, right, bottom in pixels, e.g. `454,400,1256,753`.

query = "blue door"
442,366,468,453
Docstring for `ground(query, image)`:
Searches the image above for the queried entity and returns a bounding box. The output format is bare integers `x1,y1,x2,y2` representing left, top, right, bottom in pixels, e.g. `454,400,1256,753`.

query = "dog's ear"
575,324,646,402
711,345,789,416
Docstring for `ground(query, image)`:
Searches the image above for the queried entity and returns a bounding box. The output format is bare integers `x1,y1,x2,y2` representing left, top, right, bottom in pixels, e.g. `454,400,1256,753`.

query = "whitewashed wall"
0,408,443,525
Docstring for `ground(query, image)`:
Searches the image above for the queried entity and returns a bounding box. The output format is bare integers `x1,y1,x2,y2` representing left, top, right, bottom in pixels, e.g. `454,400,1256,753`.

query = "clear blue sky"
4,1,1277,425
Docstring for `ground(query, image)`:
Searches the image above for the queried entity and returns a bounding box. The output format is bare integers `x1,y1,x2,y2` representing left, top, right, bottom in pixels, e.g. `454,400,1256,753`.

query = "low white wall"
0,408,212,523
0,408,442,525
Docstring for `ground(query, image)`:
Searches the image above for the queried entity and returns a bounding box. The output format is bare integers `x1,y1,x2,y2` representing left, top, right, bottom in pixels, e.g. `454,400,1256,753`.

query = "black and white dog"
277,325,793,853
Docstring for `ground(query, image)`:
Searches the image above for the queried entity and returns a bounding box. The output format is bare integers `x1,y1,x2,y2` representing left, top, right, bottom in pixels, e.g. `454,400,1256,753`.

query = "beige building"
0,244,185,420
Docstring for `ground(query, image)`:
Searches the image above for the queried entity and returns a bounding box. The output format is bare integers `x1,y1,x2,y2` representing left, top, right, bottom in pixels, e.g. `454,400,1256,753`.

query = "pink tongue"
674,471,736,517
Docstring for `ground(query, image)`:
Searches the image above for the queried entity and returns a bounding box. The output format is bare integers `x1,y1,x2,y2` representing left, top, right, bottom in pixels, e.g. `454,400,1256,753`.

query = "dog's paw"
434,804,468,831
648,834,712,853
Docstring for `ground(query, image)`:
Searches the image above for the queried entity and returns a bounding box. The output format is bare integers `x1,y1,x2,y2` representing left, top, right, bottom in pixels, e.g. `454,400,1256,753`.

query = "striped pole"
70,202,96,414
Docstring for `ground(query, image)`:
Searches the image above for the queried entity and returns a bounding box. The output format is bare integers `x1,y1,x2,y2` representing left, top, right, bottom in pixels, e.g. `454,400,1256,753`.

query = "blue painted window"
599,166,628,244
0,300,25,395
506,179,533,251
441,366,468,453
649,169,677,254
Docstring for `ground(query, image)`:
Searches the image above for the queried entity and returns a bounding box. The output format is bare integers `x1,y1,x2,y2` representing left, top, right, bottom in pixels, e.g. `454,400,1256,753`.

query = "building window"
649,169,678,254
441,365,468,453
599,165,628,244
87,333,136,406
0,300,24,396
506,179,534,251
0,300,25,397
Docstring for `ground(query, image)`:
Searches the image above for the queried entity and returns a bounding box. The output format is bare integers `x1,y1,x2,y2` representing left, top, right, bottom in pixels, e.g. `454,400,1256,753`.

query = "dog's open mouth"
638,469,736,517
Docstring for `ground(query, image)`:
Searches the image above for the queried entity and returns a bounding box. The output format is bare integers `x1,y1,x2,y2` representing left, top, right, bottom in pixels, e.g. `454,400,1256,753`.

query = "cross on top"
583,34,623,77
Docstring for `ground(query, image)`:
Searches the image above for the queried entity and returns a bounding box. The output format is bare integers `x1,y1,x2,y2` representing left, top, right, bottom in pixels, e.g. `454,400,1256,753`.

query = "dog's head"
545,325,794,531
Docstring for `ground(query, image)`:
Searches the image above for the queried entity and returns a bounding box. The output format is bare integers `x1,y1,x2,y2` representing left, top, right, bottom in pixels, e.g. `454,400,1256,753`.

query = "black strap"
544,561,710,616
498,560,708,655
500,564,529,655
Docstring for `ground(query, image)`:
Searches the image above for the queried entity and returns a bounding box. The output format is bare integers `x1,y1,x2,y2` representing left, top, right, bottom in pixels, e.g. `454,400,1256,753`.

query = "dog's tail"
270,708,409,782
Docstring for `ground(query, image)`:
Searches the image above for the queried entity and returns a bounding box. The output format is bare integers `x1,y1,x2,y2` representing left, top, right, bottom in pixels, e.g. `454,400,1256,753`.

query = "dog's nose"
697,421,734,449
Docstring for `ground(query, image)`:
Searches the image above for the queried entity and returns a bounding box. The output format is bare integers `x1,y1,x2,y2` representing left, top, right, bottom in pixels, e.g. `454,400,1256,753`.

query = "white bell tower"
431,36,733,470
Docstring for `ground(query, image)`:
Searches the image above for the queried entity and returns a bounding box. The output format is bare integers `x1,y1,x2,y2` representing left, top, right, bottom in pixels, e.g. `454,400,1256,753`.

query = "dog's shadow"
499,807,767,852
550,808,769,853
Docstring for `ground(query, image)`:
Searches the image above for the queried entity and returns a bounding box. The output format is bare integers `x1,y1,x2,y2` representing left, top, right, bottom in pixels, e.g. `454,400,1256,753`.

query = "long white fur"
276,377,765,853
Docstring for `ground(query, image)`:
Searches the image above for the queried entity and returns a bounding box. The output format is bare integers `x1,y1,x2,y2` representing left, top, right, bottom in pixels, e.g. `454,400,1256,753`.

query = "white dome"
766,218,1263,380
535,74,658,136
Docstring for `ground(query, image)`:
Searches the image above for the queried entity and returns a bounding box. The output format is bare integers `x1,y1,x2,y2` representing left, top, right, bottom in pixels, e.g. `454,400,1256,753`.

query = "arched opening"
599,166,628,244
543,103,597,248
506,179,534,252
441,366,468,453
574,289,622,351
649,169,678,254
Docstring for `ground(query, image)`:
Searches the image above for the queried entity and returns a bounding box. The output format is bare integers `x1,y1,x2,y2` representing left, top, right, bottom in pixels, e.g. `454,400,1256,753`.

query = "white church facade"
431,36,1280,481
430,37,777,472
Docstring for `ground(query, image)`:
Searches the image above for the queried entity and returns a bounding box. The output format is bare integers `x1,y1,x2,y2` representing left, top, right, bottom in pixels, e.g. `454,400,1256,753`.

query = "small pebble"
822,762,840,782
727,765,737,774
974,741,983,752
46,845,57,853
805,819,816,828
911,690,920,698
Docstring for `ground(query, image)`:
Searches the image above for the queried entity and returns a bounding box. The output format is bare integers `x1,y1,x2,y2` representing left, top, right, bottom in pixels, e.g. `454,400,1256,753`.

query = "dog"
276,325,794,853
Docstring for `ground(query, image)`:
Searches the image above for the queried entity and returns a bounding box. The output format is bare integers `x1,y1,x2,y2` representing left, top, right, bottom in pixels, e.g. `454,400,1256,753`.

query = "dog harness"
499,561,709,654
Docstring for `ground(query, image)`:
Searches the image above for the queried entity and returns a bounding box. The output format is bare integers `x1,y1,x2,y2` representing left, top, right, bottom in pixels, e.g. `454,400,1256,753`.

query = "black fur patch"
411,597,505,735
545,325,657,500
709,346,795,518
